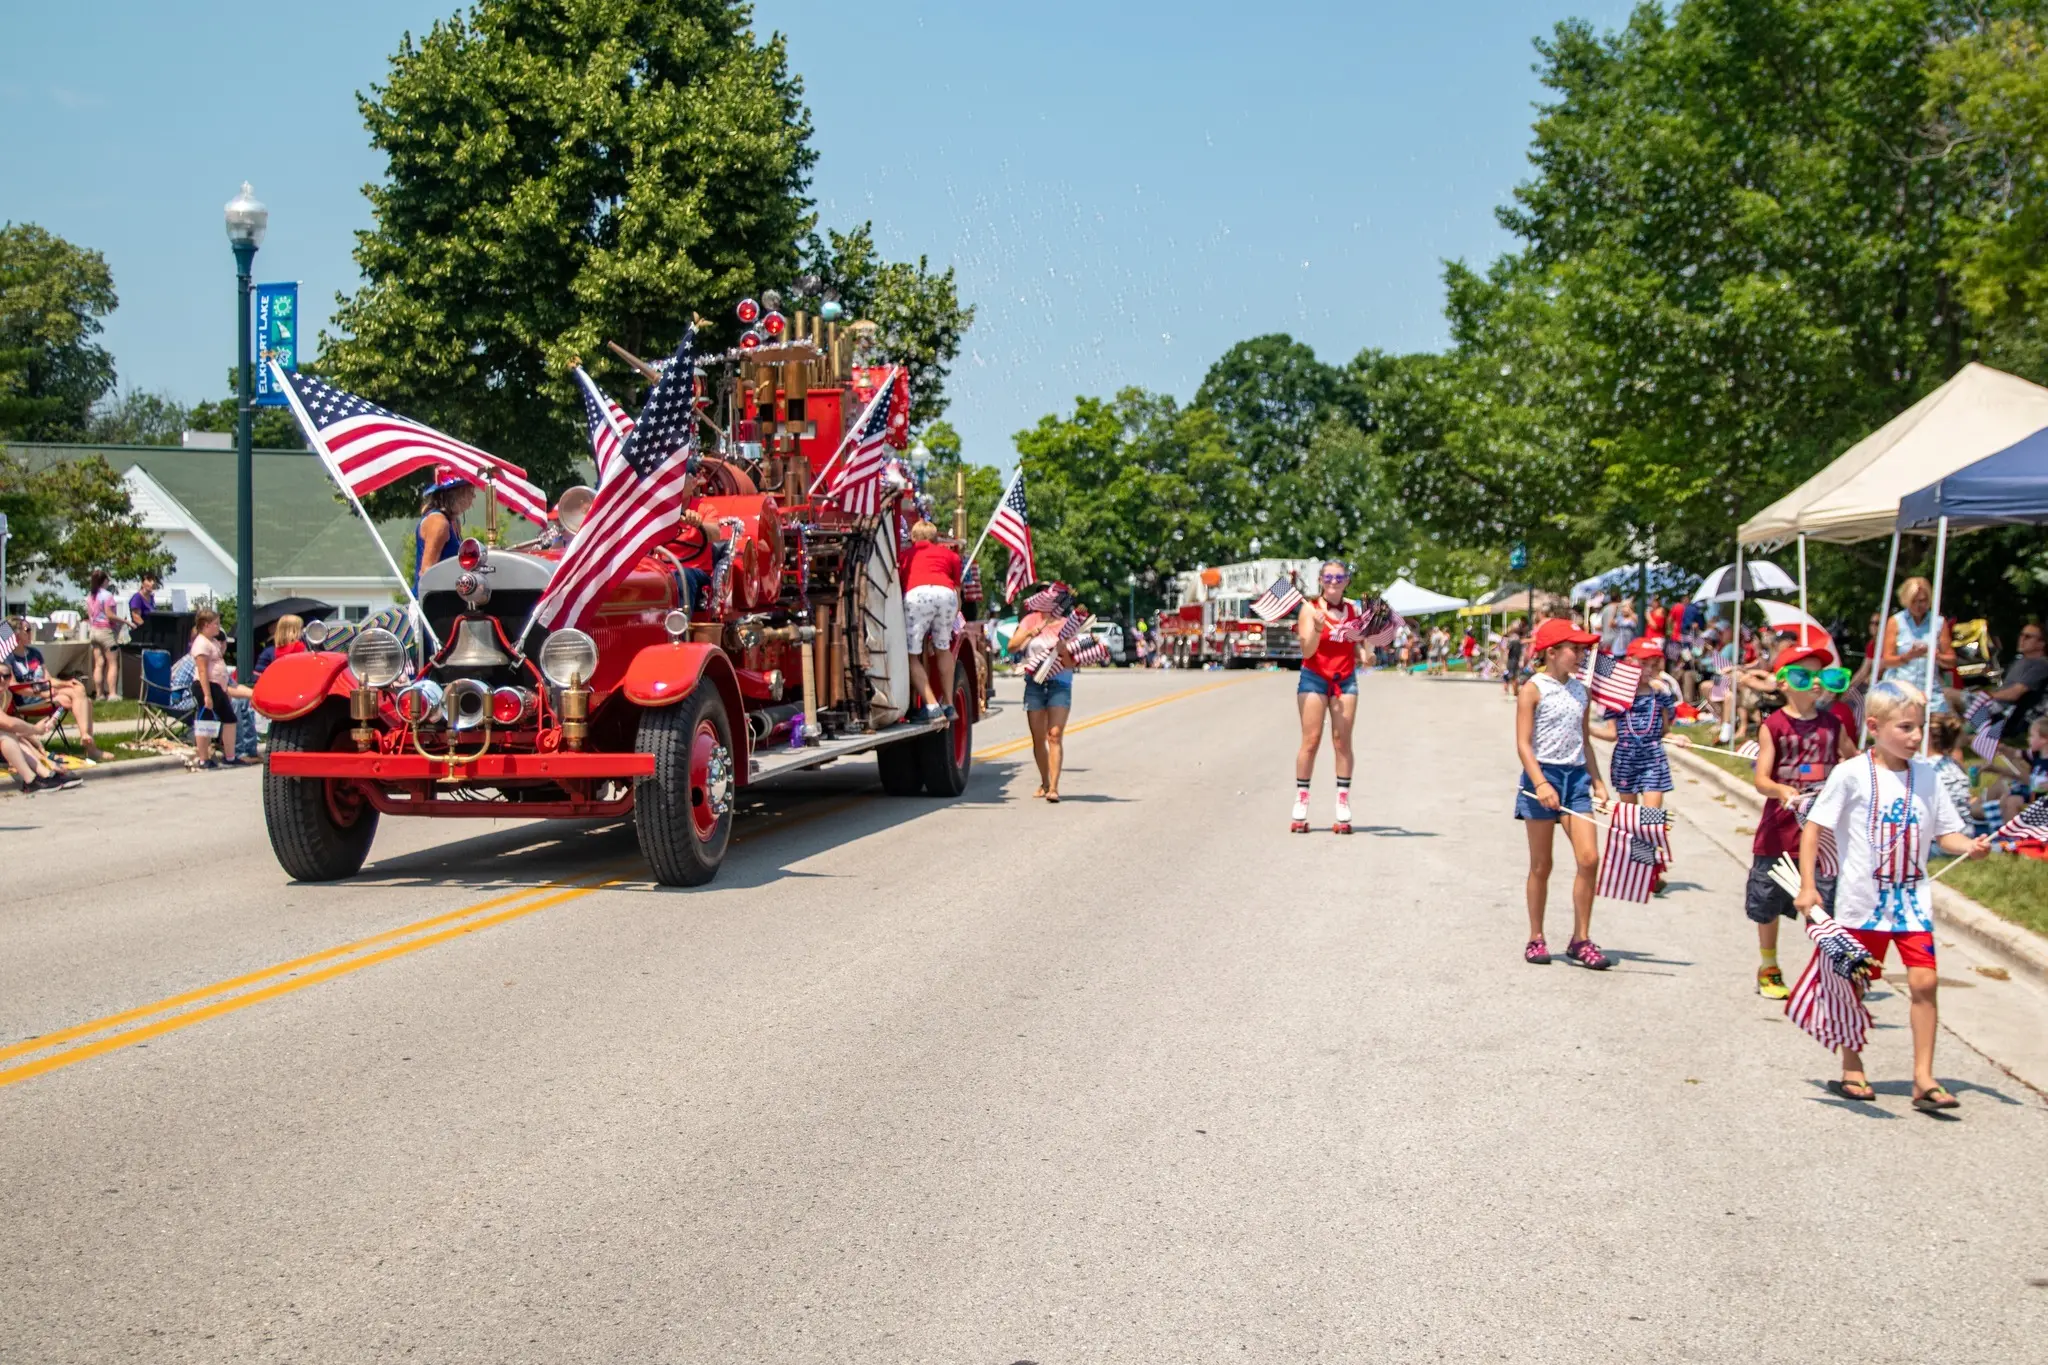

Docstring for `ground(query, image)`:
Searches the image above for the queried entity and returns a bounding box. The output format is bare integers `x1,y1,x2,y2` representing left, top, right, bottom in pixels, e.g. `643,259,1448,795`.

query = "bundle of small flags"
1596,804,1670,903
1022,583,1074,616
1994,794,2048,845
1782,908,1878,1053
1582,649,1642,713
1067,637,1112,669
1028,610,1092,683
1249,577,1304,623
1962,691,2011,762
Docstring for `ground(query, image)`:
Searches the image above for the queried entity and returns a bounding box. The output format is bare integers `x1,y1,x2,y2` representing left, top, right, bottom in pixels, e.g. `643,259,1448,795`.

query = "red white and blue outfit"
1607,682,1676,794
1298,600,1364,697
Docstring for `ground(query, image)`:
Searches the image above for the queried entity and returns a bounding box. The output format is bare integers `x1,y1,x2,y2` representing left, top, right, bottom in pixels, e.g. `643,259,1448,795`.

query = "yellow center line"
2,677,1243,1090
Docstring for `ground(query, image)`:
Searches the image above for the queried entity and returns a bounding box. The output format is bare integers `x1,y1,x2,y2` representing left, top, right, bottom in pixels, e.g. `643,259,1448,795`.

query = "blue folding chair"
135,649,195,744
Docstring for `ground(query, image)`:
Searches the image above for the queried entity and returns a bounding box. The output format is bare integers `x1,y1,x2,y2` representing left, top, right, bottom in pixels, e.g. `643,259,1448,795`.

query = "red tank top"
1752,707,1845,857
1305,600,1363,682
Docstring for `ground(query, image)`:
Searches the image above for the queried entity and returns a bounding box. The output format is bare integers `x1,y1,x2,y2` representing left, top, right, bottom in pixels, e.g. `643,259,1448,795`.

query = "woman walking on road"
1513,617,1611,969
1009,584,1077,803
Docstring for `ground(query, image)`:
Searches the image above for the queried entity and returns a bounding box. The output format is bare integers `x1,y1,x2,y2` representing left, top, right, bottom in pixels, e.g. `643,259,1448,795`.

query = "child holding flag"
1513,617,1611,969
1798,681,1989,1109
1590,637,1679,892
1745,644,1859,999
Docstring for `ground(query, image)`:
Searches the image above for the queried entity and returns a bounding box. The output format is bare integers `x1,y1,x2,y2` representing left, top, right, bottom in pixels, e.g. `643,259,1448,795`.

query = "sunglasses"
1776,664,1851,693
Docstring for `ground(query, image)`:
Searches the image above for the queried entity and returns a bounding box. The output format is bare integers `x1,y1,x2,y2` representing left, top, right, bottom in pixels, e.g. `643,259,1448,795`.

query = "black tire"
918,671,974,796
635,680,735,887
876,737,925,795
264,703,379,882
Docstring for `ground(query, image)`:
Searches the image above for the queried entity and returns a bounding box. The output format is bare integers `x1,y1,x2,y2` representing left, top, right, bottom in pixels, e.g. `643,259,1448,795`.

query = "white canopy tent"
1734,363,2048,748
1380,577,1468,617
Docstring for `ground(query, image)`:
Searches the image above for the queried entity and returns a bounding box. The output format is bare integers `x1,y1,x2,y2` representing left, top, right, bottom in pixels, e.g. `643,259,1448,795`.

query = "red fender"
251,650,353,721
621,641,750,777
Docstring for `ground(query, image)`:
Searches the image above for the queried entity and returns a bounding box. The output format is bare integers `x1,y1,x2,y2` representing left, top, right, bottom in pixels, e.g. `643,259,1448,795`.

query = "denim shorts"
1023,675,1073,712
1297,667,1357,697
1514,762,1595,821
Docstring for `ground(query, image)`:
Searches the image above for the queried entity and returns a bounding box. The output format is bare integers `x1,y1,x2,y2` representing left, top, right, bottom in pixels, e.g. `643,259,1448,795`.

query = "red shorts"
1844,928,1937,976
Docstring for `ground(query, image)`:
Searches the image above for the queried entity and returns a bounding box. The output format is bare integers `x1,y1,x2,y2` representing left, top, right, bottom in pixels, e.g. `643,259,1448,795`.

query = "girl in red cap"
1592,637,1680,889
1513,617,1612,968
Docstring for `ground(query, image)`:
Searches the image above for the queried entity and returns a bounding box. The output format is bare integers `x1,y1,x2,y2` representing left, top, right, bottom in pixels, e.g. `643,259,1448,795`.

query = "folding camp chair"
5,681,74,752
135,649,195,744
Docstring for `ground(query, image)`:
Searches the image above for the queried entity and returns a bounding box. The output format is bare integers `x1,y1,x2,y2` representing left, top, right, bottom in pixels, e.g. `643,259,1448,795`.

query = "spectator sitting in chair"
1,689,82,792
6,616,108,761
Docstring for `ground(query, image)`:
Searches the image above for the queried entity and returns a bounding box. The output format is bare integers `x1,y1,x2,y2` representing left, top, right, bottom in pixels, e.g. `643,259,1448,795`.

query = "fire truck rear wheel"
263,702,379,882
635,681,734,887
917,672,974,796
875,737,925,795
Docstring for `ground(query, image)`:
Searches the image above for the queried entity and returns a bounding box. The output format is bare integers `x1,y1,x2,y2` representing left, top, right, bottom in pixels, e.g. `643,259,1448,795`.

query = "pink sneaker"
1566,938,1612,971
1524,937,1551,965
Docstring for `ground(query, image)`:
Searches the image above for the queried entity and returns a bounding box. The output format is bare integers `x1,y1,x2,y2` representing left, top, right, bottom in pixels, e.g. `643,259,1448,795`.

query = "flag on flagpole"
827,367,901,517
1785,911,1877,1052
987,471,1037,602
571,365,634,488
1249,577,1304,623
270,366,549,524
525,329,699,638
1994,794,2048,844
1582,648,1642,713
1596,803,1667,902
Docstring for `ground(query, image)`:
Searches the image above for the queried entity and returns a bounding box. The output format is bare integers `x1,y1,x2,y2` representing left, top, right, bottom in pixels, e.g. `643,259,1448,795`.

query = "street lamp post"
224,182,268,676
1127,571,1137,630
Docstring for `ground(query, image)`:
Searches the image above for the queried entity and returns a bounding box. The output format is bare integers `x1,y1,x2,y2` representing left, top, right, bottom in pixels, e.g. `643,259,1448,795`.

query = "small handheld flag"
1249,577,1304,623
1785,911,1877,1053
571,365,634,488
1582,649,1642,714
1596,803,1669,902
1994,795,2048,844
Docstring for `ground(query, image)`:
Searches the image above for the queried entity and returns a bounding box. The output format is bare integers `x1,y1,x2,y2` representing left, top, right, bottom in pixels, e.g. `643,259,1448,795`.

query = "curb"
1665,744,2048,986
2,754,188,799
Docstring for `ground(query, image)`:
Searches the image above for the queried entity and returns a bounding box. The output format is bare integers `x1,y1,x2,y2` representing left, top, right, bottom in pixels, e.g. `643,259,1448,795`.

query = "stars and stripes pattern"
1021,582,1071,617
987,471,1036,603
571,365,634,488
1785,911,1876,1053
960,561,983,605
1962,691,2010,762
1736,739,1760,761
0,623,15,664
1792,793,1841,878
1596,803,1669,902
1249,576,1304,623
1995,795,2048,844
826,366,901,517
1067,637,1112,669
1028,610,1092,683
1582,648,1642,714
270,364,548,524
527,329,700,636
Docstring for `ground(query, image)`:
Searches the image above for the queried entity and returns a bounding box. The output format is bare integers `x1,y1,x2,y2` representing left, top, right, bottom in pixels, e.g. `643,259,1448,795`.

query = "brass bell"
443,616,511,669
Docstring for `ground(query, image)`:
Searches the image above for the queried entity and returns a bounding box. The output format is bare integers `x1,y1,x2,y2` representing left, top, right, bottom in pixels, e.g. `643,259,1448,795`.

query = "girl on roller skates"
1292,562,1396,833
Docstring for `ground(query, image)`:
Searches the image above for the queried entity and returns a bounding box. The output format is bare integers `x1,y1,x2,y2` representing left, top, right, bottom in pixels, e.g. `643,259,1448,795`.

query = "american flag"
0,623,14,664
1582,648,1642,713
986,471,1036,602
827,366,900,517
1792,793,1841,877
1022,583,1071,615
270,364,548,524
1995,795,2048,844
525,329,699,636
1249,577,1303,623
1029,610,1092,682
1597,803,1668,902
1785,911,1876,1052
1962,692,2010,762
1067,637,1112,669
1737,739,1760,760
571,365,633,488
961,561,983,605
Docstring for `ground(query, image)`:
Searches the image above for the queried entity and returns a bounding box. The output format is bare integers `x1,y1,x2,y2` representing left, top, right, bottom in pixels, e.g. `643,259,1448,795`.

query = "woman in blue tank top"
413,472,476,593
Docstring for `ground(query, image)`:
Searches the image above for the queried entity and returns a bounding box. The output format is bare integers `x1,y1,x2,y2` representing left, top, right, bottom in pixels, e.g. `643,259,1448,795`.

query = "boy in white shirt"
1798,681,1989,1111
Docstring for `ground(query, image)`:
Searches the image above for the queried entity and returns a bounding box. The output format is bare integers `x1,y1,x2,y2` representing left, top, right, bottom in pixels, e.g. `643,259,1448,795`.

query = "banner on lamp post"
253,282,299,407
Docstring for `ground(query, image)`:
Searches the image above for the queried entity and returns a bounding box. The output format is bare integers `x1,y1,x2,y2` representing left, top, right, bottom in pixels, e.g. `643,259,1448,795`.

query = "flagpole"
270,359,442,654
806,367,899,499
966,467,1020,566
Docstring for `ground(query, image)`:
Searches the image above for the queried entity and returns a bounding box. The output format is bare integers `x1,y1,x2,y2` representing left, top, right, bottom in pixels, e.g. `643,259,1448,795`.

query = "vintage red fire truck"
1155,558,1318,668
253,303,979,887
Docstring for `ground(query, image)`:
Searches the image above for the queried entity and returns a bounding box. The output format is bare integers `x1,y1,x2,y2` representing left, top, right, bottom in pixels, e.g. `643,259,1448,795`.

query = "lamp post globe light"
224,182,267,677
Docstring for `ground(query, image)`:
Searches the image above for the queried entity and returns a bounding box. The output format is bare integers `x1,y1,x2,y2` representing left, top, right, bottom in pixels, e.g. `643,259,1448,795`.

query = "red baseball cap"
1530,617,1598,654
1626,636,1665,660
1772,643,1830,672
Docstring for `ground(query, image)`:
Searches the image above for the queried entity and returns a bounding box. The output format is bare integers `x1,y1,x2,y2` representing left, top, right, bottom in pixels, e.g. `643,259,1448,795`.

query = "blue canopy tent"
1894,428,2048,747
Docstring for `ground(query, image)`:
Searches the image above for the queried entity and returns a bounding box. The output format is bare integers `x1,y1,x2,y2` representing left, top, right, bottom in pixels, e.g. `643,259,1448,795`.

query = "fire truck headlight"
538,628,600,689
347,628,406,689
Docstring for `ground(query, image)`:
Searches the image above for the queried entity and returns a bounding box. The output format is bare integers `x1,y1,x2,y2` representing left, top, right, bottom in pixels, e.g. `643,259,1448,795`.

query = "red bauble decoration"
736,298,761,324
762,310,786,337
738,328,762,350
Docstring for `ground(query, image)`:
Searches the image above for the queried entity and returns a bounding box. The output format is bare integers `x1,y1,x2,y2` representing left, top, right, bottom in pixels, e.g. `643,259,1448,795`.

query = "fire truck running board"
745,717,952,787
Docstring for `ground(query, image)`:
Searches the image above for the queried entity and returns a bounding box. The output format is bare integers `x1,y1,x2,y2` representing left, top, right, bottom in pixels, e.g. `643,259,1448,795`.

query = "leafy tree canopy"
797,223,974,429
0,224,118,442
0,450,175,591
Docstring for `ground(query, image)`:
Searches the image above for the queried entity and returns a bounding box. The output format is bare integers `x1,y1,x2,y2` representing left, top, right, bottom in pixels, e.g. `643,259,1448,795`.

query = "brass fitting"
349,686,380,750
560,681,591,750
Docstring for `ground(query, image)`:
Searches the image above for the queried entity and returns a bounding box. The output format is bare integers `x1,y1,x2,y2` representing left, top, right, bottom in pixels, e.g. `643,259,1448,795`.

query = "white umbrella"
1692,559,1796,602
1752,599,1838,661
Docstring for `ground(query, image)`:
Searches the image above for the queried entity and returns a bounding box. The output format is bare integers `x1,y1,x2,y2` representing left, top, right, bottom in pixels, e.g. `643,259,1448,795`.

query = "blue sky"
2,0,1638,464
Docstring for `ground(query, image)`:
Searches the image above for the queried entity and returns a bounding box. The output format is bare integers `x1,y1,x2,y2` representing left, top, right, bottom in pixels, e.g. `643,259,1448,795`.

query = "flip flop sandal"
1829,1078,1877,1102
1912,1087,1961,1112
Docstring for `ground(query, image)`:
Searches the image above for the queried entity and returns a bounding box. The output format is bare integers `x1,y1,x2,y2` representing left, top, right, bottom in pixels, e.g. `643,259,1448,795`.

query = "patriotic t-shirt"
1806,754,1966,933
1752,707,1846,858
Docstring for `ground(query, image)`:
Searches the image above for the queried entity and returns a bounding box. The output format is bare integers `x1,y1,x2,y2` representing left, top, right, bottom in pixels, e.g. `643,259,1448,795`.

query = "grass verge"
1932,855,2048,939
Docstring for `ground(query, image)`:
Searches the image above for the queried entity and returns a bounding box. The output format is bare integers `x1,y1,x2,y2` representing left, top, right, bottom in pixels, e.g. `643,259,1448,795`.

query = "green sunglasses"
1776,664,1852,694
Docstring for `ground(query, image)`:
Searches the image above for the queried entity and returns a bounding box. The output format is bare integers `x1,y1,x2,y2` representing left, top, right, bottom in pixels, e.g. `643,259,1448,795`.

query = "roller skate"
1290,789,1311,834
1332,790,1353,835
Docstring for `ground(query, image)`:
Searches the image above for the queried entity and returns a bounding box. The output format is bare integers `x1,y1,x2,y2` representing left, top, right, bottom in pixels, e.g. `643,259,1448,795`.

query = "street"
4,669,2046,1363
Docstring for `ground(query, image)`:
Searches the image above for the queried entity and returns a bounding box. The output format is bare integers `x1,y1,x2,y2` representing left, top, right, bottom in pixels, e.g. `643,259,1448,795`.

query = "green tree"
186,367,307,450
0,450,175,590
799,224,975,429
0,224,118,441
324,0,819,499
86,388,190,446
1191,334,1344,487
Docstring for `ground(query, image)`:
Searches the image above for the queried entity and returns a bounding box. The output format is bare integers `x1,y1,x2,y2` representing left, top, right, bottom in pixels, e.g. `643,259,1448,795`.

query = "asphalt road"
3,668,2045,1363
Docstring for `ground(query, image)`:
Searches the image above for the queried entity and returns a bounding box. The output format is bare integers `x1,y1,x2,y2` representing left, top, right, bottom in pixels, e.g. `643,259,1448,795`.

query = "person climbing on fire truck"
902,519,963,723
1293,561,1369,833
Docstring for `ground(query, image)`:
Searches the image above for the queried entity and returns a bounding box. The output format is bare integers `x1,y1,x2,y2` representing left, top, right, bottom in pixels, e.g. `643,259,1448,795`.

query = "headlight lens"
347,627,406,688
538,628,600,688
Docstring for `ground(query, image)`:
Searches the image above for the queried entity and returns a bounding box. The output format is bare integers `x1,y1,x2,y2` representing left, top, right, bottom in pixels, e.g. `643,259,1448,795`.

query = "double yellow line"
1,675,1249,1090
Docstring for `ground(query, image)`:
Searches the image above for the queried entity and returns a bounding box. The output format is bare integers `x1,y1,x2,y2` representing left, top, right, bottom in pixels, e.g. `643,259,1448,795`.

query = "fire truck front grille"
1264,625,1301,657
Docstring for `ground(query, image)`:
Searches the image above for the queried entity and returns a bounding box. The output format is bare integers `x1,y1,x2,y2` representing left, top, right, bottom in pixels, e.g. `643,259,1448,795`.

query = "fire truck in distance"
253,296,979,888
1156,558,1319,669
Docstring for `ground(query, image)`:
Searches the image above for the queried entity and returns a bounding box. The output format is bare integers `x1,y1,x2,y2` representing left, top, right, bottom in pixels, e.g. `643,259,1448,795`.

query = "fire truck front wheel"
263,702,379,882
634,681,735,887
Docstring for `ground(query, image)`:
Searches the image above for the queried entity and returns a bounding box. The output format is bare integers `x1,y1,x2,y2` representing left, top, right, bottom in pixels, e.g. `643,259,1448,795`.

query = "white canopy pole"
1725,540,1745,743
1796,533,1809,647
1865,530,1901,749
1921,516,1949,754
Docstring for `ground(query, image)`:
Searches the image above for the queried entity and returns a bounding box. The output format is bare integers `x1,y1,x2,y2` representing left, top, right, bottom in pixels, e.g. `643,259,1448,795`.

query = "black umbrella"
250,597,337,630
